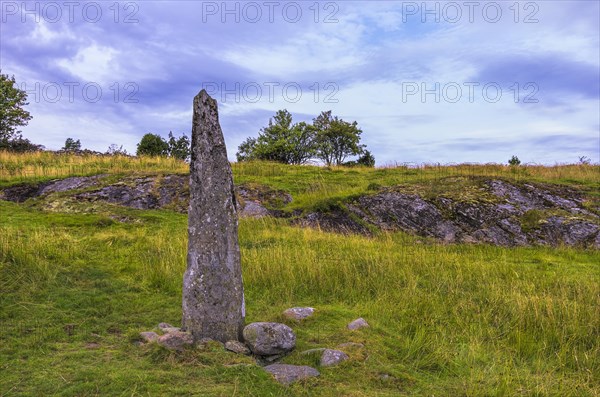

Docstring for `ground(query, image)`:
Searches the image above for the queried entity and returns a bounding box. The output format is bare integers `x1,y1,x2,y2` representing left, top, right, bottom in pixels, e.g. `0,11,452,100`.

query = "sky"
1,0,599,165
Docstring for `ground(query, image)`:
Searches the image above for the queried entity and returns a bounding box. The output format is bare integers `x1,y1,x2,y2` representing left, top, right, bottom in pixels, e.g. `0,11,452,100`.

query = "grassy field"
1,152,599,396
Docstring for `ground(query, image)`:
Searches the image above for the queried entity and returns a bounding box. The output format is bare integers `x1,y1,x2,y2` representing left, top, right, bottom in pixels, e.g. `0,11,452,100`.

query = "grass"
0,153,599,396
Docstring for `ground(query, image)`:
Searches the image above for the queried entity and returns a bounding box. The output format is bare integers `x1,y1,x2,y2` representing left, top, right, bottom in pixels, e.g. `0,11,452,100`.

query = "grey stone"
139,331,159,343
157,330,194,351
263,364,320,385
347,318,369,330
182,89,245,343
283,307,315,320
225,340,251,355
320,349,349,367
240,200,269,218
243,322,296,356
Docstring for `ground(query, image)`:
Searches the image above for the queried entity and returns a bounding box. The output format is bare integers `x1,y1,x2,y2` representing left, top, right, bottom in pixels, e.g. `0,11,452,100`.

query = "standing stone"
182,89,245,343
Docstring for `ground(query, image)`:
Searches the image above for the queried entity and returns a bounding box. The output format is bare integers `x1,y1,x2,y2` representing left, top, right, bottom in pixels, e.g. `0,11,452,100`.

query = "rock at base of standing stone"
225,340,251,355
320,349,349,367
263,364,320,385
282,307,315,321
347,318,369,330
157,331,194,351
140,331,159,343
243,322,296,356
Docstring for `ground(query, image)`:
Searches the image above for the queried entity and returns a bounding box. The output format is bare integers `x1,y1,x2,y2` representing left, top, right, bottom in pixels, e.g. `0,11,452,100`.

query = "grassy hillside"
1,152,599,396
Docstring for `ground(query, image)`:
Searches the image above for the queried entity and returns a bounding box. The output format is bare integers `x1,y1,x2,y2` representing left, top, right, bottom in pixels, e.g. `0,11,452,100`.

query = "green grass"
1,154,599,395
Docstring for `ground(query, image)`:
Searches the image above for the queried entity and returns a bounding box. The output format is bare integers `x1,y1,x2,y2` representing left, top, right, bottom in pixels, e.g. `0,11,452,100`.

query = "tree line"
236,109,375,167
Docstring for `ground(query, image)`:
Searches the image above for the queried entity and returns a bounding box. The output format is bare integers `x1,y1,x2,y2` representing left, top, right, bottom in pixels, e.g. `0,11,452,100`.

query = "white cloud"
57,44,119,84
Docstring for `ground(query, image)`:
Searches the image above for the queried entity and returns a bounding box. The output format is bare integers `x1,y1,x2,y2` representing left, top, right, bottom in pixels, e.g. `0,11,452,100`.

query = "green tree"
508,155,521,166
62,138,81,152
236,110,317,164
313,110,364,166
136,133,169,157
236,137,257,162
356,150,376,167
0,72,33,147
167,131,191,161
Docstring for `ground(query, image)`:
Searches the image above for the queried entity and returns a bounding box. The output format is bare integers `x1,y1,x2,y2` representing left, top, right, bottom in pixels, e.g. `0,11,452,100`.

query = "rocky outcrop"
301,179,599,248
0,175,289,218
1,175,597,248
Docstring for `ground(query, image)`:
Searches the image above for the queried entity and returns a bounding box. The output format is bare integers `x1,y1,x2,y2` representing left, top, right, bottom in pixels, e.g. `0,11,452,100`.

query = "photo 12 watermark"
1,1,139,23
400,1,539,24
400,81,539,103
199,1,339,23
19,81,140,104
202,81,340,104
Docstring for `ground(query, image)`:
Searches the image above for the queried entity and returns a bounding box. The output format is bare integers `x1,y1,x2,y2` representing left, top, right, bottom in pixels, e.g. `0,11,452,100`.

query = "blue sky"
1,1,598,165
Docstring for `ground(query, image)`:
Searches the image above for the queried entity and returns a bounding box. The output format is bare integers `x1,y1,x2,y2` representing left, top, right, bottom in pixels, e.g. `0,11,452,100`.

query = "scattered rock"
337,342,364,349
225,340,251,355
320,349,349,367
283,307,315,321
157,330,194,351
347,318,369,330
243,322,296,356
140,331,159,343
263,364,320,385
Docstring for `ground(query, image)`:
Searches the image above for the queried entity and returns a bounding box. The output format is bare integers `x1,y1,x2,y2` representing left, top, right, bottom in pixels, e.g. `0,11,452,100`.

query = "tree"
236,109,317,164
313,110,364,166
136,133,169,156
62,138,81,152
508,155,521,166
356,150,376,167
236,137,257,162
0,72,33,147
167,131,191,161
106,144,128,156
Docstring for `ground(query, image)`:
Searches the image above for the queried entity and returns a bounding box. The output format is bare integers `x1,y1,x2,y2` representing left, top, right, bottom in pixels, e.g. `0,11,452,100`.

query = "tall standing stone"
182,89,245,342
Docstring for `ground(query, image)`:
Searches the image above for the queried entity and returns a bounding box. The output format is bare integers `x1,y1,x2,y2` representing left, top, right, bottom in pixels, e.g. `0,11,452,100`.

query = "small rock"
157,331,194,351
282,307,315,321
263,364,320,385
320,349,349,367
243,322,296,356
225,340,251,355
158,322,175,331
347,318,369,330
337,342,364,349
140,331,159,343
85,342,100,349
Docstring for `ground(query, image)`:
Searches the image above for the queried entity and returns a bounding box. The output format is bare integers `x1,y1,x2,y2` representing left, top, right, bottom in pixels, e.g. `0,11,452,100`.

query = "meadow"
0,152,599,396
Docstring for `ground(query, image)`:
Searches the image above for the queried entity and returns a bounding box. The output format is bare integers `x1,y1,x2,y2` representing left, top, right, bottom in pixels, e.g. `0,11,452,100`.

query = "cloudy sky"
1,1,598,165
